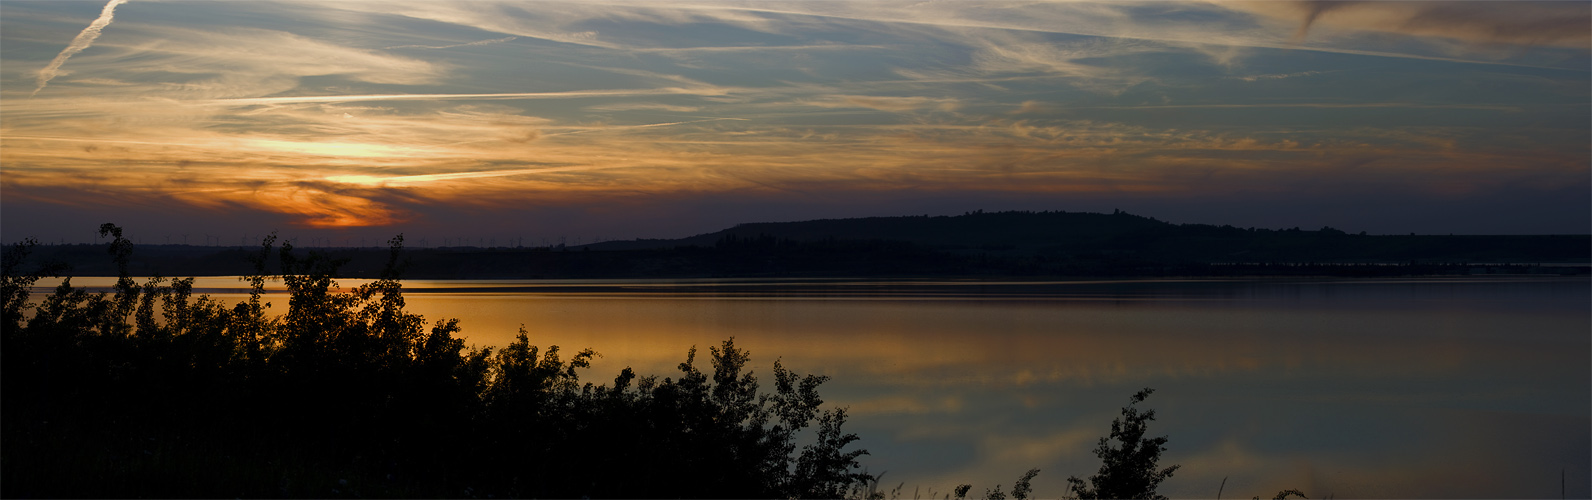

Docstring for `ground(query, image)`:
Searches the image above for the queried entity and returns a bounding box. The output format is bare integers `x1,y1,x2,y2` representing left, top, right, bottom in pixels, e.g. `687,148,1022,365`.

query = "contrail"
201,88,728,105
538,118,751,138
326,166,634,186
384,36,518,50
33,0,129,96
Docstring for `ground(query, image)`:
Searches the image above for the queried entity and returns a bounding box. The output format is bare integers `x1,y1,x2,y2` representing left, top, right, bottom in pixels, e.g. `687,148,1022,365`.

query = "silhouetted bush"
1066,388,1179,500
1,225,873,498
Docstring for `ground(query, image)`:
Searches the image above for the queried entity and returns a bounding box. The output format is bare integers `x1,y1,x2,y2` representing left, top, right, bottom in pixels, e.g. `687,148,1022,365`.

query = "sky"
2,0,1588,246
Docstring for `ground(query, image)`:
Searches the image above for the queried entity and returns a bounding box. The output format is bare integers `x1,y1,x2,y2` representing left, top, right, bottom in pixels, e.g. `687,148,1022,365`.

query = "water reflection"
31,277,1591,497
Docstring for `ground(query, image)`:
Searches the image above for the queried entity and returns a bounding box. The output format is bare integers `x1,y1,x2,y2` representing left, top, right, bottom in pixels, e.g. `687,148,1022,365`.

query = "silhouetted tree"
1,238,64,334
1066,388,1179,500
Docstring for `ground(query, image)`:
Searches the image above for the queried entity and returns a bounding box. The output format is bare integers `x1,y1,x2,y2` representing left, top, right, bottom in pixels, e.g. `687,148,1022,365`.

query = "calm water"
34,276,1592,498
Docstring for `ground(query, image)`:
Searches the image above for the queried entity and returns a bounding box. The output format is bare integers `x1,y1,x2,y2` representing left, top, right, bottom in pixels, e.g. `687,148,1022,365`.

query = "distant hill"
584,210,1588,264
586,210,1171,252
9,210,1589,279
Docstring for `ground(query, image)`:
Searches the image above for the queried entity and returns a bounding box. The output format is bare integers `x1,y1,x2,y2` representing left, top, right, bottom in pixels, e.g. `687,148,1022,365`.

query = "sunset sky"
3,1,1588,245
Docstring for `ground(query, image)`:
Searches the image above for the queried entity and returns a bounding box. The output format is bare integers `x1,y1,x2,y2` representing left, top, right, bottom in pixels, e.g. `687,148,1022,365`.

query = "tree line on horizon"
3,224,1310,499
10,210,1586,279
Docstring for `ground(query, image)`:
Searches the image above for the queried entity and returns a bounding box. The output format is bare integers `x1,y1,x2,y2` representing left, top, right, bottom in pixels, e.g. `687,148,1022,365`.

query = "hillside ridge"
9,210,1588,279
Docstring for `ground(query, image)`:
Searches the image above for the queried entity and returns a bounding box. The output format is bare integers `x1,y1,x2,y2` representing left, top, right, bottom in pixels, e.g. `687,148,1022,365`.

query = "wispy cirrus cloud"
1,0,1585,238
1232,0,1592,49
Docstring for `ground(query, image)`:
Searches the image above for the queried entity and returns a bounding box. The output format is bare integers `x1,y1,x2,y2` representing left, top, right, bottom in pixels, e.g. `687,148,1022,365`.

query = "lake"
33,276,1591,498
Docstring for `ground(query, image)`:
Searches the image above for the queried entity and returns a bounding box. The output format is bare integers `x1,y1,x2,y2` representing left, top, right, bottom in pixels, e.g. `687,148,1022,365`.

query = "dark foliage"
1,225,873,498
1066,388,1180,500
982,468,1041,500
1263,488,1309,500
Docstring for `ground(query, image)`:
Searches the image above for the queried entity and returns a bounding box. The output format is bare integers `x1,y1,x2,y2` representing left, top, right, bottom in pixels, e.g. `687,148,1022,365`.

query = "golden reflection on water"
28,277,1592,497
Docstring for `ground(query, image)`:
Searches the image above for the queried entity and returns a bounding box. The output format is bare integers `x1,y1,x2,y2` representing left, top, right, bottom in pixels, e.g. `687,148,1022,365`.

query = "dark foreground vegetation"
4,226,877,498
3,225,1310,499
22,210,1588,279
